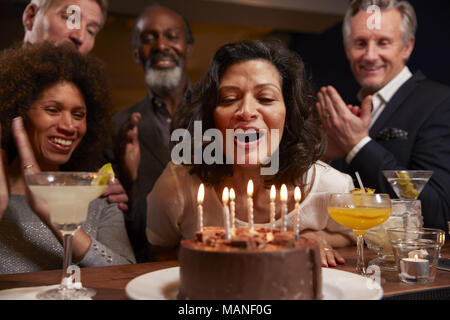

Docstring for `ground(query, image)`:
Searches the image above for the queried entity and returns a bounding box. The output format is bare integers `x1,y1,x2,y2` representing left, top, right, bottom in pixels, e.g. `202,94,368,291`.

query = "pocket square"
373,127,408,141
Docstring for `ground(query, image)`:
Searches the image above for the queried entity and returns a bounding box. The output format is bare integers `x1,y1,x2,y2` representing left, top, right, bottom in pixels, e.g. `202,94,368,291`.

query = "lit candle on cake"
294,186,301,239
247,180,254,232
280,184,288,232
197,183,205,232
270,185,276,231
222,187,231,240
229,188,236,232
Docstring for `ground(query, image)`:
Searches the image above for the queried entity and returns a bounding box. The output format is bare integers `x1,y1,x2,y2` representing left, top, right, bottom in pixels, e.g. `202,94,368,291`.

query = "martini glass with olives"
382,170,433,200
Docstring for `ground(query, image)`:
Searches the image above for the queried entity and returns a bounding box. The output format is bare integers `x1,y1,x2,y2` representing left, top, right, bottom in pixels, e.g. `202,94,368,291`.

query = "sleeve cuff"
345,136,372,164
78,239,114,267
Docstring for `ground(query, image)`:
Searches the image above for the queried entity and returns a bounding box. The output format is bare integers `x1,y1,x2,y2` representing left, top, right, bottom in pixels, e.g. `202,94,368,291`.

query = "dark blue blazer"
332,71,450,232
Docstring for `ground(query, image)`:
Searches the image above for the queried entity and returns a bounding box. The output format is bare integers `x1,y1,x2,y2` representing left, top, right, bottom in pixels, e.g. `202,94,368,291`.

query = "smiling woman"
0,42,135,275
26,81,88,171
0,42,109,171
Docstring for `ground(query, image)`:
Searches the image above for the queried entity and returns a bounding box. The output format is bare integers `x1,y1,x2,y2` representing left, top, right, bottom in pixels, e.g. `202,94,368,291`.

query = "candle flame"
229,188,235,201
280,184,287,202
222,187,229,204
414,254,419,260
270,185,276,201
294,186,301,202
247,179,254,197
197,183,205,204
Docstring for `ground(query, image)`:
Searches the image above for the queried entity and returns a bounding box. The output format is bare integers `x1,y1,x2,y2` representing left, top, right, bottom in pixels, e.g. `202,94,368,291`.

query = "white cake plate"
125,266,383,300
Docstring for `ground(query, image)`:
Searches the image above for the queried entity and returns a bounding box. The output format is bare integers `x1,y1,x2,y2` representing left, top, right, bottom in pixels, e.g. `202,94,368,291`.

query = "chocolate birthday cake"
178,226,322,300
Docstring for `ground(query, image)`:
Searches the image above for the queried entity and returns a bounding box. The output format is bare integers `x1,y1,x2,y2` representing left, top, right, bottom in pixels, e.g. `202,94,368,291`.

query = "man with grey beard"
106,4,193,262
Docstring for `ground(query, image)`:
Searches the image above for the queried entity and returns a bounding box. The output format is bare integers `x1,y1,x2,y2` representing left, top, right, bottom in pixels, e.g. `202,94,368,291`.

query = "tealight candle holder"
399,255,429,282
387,227,445,284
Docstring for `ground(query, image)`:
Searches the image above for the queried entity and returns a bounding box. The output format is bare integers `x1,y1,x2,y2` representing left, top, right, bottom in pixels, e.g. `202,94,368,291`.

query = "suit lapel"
136,98,170,166
370,71,426,135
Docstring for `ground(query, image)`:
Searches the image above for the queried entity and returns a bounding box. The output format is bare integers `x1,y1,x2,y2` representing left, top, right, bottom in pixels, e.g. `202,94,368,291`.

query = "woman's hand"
0,124,9,219
11,117,52,225
300,230,346,267
12,117,92,262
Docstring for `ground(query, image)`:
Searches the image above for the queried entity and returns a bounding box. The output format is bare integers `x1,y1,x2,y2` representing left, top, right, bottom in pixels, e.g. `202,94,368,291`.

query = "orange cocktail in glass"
328,193,391,275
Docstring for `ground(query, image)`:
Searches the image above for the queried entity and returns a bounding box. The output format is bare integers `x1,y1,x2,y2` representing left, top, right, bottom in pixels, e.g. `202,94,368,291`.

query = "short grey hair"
30,0,109,26
342,0,417,47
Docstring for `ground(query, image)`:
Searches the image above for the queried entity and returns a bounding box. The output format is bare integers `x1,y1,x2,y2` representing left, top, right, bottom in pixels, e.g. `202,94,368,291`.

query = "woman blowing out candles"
127,40,356,267
0,43,135,274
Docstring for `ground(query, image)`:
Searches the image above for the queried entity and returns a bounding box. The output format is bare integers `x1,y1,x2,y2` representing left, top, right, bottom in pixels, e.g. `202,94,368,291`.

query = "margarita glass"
328,193,392,275
25,172,108,300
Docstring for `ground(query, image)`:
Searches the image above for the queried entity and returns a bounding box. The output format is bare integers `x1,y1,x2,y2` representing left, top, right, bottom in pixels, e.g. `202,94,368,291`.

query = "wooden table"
0,243,449,300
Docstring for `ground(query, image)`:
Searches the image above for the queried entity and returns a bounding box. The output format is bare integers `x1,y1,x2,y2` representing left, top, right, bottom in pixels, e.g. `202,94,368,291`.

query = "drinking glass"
382,170,433,199
365,199,422,271
328,193,392,276
387,228,445,283
25,172,108,300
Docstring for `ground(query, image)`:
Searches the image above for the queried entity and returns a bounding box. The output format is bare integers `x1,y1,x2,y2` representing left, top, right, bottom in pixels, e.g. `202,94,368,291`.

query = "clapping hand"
316,86,372,160
120,112,141,184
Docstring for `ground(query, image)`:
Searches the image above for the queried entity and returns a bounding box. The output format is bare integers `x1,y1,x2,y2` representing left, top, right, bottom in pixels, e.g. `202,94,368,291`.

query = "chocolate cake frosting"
178,226,322,300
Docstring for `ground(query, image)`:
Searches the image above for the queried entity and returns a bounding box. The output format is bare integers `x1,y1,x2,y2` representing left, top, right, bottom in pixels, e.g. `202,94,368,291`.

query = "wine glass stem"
356,234,366,275
61,233,74,288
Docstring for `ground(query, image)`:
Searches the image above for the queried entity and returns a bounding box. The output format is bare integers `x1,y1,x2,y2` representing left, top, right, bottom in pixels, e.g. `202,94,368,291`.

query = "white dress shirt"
345,66,413,164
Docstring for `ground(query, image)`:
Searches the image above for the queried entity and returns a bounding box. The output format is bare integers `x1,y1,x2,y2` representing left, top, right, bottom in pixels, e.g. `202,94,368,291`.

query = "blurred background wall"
1,0,449,112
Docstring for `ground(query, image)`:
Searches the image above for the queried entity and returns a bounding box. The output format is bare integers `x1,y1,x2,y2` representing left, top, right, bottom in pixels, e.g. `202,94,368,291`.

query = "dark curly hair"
172,40,325,187
0,42,112,171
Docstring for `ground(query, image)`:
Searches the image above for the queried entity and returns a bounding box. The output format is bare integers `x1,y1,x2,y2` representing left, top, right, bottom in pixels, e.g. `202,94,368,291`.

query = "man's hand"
0,124,8,219
120,112,141,184
103,179,129,212
316,86,372,159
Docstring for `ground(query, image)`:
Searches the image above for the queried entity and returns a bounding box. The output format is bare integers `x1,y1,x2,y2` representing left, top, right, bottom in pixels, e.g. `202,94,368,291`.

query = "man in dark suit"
316,0,450,232
106,4,193,261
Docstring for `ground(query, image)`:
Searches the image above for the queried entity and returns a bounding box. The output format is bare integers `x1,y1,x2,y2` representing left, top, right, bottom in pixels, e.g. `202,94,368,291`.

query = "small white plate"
125,267,383,300
0,285,59,300
0,285,92,300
